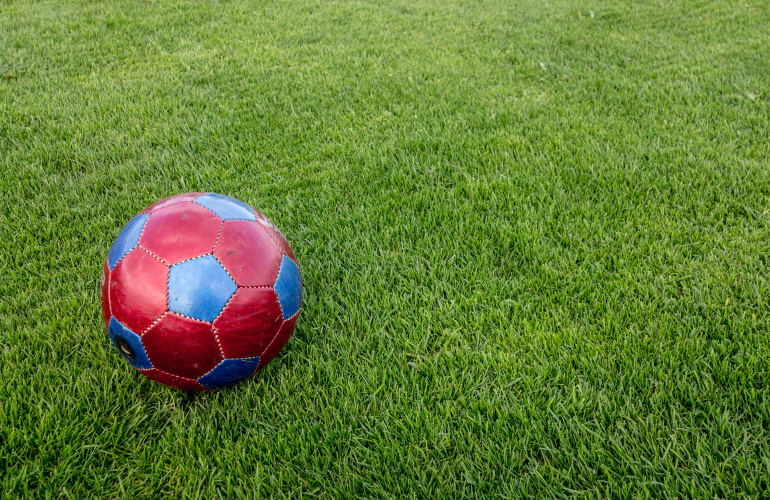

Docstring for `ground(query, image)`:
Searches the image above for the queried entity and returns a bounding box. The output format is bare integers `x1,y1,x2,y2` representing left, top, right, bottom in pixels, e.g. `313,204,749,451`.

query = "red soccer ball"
100,193,302,391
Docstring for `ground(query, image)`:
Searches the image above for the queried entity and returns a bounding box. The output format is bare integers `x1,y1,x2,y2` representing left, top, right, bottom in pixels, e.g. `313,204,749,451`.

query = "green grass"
1,0,769,497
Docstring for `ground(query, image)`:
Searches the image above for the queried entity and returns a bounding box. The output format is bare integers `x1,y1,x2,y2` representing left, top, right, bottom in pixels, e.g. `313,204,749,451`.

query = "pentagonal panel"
110,248,169,335
108,317,153,370
258,313,299,369
142,313,223,379
141,192,206,214
139,202,222,265
273,255,302,320
168,255,237,322
100,261,111,330
194,193,257,221
142,368,209,392
107,213,150,269
214,220,281,287
197,357,260,390
213,288,283,359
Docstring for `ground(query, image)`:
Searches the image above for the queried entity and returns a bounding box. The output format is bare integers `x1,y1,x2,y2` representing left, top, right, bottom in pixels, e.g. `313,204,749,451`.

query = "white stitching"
137,245,171,266
167,310,215,325
211,253,240,286
193,199,222,218
196,358,224,380
211,326,226,358
211,220,226,254
140,311,168,337
170,252,214,266
110,213,151,270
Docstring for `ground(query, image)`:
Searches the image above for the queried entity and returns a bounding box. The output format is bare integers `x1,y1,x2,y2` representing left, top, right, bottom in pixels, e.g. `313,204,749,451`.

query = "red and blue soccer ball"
100,193,302,391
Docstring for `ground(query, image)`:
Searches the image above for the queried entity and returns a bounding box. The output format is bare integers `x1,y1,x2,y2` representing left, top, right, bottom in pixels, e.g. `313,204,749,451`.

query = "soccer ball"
100,193,302,391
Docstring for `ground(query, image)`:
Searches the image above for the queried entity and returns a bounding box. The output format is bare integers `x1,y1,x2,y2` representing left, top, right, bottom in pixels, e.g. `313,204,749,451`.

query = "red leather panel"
140,202,222,264
110,248,168,335
213,287,283,359
142,313,223,379
214,220,281,287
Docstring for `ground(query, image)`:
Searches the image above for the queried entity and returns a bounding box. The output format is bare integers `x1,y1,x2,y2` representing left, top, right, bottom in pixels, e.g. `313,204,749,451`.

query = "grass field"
1,0,769,497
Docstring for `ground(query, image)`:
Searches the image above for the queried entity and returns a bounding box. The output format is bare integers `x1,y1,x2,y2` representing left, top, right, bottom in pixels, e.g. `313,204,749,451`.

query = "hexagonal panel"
195,193,257,221
107,213,150,269
168,255,237,322
108,317,153,370
273,255,302,320
213,288,283,358
110,248,169,335
142,313,223,379
139,202,223,265
214,220,282,287
197,357,260,390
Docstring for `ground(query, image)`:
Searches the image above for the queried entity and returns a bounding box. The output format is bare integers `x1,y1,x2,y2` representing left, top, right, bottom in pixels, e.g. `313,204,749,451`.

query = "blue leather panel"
107,213,150,269
168,255,237,322
194,193,257,221
274,256,302,319
197,357,260,389
108,317,153,370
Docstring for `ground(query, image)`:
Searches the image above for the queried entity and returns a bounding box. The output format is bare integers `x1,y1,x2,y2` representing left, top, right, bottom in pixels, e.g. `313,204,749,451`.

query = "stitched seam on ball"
239,285,274,289
216,282,240,314
168,310,214,325
286,308,301,322
110,212,151,269
207,284,240,353
211,326,226,358
195,202,221,219
197,358,225,380
211,253,240,288
211,219,225,254
165,250,171,311
137,245,171,266
226,355,263,361
140,311,168,337
172,252,213,266
136,211,150,241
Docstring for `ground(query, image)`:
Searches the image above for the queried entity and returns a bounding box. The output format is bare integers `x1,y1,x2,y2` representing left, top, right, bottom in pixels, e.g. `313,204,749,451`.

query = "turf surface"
1,0,769,497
